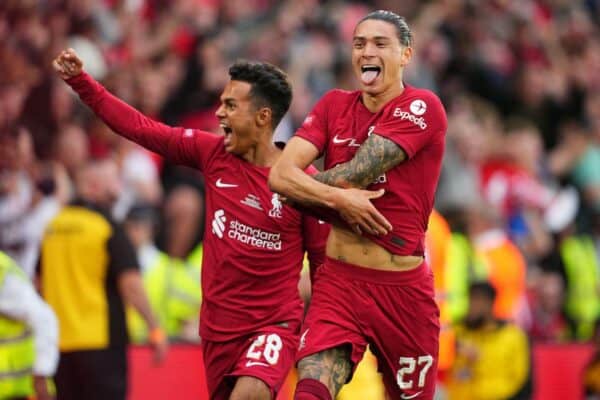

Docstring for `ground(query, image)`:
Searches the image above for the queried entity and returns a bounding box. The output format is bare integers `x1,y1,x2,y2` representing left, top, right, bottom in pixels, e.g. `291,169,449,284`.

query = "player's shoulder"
321,88,360,104
184,127,224,141
185,128,227,152
389,86,447,129
398,86,444,110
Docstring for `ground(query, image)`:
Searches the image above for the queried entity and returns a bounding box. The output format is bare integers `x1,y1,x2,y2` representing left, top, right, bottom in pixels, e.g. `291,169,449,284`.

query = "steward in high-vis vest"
128,251,202,342
0,251,58,400
560,235,600,340
426,210,455,376
124,204,202,343
446,228,526,324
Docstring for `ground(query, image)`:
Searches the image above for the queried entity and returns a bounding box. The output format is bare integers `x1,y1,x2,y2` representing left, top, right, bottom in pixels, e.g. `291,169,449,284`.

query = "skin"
351,19,413,112
53,49,283,400
268,18,421,397
297,346,353,399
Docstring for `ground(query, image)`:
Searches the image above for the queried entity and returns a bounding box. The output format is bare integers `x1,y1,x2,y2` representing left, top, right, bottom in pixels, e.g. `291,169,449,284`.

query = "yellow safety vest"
0,251,35,399
186,244,203,274
561,235,600,340
446,234,489,323
128,251,202,342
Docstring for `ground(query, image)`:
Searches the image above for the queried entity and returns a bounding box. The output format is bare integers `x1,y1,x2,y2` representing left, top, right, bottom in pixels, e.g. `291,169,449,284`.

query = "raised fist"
52,48,83,80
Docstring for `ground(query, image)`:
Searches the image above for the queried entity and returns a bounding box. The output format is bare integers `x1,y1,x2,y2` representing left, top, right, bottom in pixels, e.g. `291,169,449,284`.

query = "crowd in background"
3,0,600,398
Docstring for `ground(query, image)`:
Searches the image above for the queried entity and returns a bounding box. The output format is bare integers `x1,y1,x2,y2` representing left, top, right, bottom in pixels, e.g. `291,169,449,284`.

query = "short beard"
464,315,487,330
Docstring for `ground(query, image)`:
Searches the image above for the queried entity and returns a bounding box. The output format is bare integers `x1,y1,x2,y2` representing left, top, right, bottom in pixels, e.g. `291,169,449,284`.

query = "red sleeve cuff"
373,130,415,159
65,71,90,86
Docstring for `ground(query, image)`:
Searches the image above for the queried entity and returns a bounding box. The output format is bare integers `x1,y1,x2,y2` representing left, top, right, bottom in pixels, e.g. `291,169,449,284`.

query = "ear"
255,107,272,128
400,46,413,67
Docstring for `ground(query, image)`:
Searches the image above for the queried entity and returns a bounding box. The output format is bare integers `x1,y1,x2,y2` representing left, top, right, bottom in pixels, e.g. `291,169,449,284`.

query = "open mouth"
360,65,381,85
221,123,233,146
220,123,233,135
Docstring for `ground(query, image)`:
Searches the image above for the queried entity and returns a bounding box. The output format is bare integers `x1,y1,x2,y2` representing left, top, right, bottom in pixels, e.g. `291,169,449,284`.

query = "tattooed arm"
269,137,392,235
315,134,407,189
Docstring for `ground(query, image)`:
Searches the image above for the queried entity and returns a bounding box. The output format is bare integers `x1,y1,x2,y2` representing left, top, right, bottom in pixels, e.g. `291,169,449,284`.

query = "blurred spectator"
557,224,600,340
123,204,201,343
51,122,89,179
527,270,573,342
447,282,530,400
39,159,166,400
480,117,572,260
0,250,58,400
0,125,69,278
435,95,499,213
560,120,600,214
112,137,163,221
426,210,456,389
446,204,528,324
158,183,205,259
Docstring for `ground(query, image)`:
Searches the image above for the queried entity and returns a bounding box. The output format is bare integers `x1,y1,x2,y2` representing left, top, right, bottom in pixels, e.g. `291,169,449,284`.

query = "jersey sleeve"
373,92,447,159
293,91,335,156
66,72,222,172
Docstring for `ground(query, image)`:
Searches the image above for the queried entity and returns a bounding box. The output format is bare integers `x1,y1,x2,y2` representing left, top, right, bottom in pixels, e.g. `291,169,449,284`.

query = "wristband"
149,328,166,344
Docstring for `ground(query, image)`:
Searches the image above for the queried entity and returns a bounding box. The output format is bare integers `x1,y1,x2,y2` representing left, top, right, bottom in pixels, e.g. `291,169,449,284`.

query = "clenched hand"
52,48,84,80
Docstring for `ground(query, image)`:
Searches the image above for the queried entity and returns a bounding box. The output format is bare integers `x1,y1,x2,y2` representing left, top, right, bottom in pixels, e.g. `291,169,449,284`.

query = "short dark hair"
228,61,292,129
358,10,413,47
504,115,538,135
469,281,497,302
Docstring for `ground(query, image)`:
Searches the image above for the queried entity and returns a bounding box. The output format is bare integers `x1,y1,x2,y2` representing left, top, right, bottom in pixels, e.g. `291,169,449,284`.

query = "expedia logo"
393,107,427,130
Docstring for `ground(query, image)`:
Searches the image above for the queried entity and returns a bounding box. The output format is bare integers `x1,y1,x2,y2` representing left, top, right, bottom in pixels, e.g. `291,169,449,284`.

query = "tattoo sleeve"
297,345,352,398
314,134,407,189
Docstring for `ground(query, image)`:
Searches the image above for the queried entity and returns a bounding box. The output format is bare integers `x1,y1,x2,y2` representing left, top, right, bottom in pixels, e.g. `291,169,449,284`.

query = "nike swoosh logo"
332,135,360,146
400,391,422,399
216,178,238,188
245,360,269,367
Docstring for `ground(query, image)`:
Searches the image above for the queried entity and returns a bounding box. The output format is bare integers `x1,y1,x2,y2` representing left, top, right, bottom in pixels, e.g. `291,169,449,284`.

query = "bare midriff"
326,226,423,271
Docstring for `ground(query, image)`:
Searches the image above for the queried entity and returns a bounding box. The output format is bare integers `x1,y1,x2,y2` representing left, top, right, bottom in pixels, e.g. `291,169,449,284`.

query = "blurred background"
3,0,600,399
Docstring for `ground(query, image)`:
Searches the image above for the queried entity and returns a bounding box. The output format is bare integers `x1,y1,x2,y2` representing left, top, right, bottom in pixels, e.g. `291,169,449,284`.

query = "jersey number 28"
246,334,283,365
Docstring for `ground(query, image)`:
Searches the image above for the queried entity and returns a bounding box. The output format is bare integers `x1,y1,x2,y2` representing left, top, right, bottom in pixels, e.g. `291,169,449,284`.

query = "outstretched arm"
314,134,407,188
53,49,213,168
269,137,392,235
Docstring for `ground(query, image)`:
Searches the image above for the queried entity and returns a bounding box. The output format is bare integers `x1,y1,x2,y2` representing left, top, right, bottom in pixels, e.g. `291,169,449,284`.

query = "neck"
241,133,281,167
78,190,105,209
361,80,405,113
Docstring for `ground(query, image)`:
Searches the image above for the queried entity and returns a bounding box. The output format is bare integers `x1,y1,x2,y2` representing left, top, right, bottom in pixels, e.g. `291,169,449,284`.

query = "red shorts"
201,320,300,399
297,258,440,399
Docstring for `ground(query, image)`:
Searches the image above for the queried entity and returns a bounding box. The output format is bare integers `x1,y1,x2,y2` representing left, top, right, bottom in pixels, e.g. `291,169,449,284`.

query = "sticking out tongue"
361,69,379,85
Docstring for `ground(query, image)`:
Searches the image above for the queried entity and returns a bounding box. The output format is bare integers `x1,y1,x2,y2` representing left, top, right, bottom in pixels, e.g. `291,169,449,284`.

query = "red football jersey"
295,86,447,256
67,73,328,341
